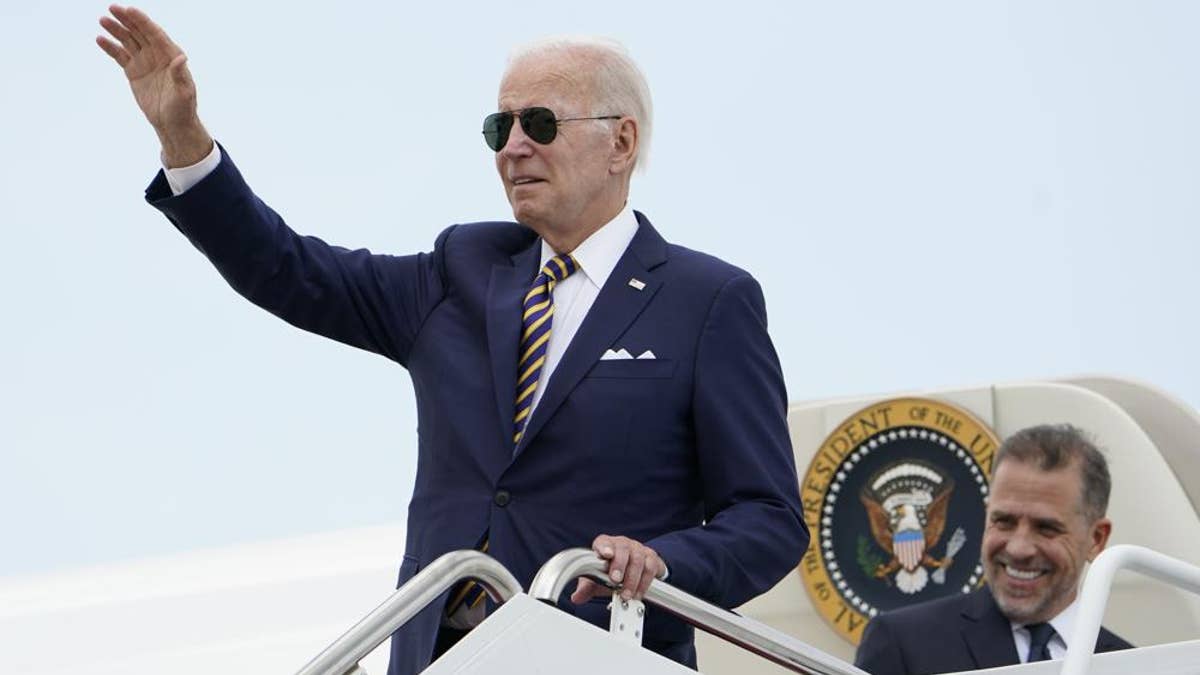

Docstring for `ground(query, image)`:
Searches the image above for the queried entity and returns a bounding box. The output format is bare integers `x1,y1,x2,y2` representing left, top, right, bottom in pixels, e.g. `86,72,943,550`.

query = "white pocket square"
601,348,657,361
601,348,634,361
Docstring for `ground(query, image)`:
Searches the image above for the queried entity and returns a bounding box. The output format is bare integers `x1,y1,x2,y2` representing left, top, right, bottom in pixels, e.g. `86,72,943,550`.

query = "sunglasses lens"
482,112,512,151
521,107,559,145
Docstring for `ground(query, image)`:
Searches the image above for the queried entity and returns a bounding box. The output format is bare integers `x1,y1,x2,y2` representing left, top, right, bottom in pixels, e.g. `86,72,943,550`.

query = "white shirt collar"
538,205,638,290
1011,596,1080,649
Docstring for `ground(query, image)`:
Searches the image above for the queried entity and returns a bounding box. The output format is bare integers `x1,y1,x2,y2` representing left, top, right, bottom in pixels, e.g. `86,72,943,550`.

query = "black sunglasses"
483,107,621,151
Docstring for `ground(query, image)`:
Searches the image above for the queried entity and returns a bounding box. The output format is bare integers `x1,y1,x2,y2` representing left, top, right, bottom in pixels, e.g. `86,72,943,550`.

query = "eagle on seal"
860,462,957,594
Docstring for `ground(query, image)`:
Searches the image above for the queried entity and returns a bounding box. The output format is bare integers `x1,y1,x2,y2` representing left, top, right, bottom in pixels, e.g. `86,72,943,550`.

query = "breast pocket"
587,359,677,379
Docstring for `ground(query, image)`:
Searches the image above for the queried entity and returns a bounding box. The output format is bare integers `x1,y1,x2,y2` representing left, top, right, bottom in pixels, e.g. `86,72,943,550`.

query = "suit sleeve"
855,616,908,675
144,146,448,367
646,274,808,608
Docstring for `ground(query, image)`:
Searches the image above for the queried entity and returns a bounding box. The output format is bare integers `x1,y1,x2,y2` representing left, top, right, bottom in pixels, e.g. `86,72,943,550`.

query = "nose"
1004,526,1037,560
499,114,534,161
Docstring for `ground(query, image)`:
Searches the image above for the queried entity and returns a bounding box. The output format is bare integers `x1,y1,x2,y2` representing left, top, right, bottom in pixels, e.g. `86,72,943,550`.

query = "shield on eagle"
860,460,954,594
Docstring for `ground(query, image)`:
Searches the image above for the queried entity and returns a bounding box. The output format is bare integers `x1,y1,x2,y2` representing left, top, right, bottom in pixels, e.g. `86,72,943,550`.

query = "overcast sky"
2,1,1197,578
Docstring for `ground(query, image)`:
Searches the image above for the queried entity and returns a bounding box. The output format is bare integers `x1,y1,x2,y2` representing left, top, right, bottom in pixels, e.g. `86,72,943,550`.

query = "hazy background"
2,0,1197,578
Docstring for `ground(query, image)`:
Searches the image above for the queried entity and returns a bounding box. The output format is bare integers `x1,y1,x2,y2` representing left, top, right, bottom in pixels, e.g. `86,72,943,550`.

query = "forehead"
497,54,592,112
987,459,1084,519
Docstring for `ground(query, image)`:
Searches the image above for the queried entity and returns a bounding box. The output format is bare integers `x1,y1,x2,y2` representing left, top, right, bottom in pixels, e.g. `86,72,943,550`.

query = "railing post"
608,596,646,645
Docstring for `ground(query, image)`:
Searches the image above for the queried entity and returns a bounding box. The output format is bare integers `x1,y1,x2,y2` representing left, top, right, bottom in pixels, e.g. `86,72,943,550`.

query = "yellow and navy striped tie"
444,537,490,615
444,253,579,618
513,253,579,445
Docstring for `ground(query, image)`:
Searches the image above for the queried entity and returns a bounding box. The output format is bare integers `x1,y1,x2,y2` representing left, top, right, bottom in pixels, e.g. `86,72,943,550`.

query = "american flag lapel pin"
628,277,646,291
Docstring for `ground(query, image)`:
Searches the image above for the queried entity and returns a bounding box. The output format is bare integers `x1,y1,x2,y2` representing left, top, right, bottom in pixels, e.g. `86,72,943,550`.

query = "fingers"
634,548,661,598
570,577,605,604
95,36,130,67
113,5,177,54
99,15,139,53
624,548,647,599
606,540,630,586
592,535,662,601
98,5,187,86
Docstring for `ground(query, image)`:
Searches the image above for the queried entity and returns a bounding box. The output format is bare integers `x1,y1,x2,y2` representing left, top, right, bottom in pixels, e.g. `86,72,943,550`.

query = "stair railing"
1061,544,1200,675
529,548,868,675
295,550,522,675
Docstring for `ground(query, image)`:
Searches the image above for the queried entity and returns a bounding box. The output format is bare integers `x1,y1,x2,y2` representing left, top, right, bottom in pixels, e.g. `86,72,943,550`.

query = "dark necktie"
1026,622,1056,662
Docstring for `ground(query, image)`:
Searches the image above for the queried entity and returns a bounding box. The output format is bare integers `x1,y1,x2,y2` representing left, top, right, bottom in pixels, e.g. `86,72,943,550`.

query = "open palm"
97,5,209,164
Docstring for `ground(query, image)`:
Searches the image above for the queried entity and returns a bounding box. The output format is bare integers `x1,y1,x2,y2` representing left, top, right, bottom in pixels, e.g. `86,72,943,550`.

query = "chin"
509,200,542,227
994,589,1052,623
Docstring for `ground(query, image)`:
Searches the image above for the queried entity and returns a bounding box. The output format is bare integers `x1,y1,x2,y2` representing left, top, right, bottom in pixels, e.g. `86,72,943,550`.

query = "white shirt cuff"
163,142,220,196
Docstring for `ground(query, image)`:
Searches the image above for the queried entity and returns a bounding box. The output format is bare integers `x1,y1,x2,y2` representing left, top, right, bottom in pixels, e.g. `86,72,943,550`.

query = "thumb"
168,53,193,89
570,578,596,605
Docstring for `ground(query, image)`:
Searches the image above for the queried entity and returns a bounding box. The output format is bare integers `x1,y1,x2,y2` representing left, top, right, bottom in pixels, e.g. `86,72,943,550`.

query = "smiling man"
96,6,807,674
854,424,1132,674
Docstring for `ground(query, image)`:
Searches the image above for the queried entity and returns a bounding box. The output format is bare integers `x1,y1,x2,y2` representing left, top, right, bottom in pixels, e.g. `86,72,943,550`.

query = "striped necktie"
444,253,579,620
513,253,579,445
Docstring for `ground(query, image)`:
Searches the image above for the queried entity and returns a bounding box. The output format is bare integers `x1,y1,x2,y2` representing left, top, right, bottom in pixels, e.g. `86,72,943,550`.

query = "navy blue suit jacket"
146,148,808,674
854,588,1132,675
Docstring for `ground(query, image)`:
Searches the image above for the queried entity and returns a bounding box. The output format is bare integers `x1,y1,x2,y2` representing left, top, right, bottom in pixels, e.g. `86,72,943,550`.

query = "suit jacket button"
494,490,511,507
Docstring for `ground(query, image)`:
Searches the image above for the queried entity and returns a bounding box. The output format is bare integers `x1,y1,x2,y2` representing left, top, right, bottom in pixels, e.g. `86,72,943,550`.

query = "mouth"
1003,564,1047,580
994,559,1054,589
510,177,545,187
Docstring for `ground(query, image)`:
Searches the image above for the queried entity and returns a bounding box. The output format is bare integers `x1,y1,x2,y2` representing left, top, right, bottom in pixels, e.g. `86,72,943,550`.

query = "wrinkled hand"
570,535,664,604
97,5,212,166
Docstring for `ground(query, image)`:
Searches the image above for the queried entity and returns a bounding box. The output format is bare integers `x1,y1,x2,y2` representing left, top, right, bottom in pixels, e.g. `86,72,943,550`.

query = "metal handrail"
296,550,523,675
1061,544,1200,675
529,548,868,675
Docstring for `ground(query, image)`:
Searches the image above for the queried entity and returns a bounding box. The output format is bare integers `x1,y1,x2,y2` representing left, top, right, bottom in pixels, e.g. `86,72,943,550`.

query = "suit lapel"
1094,627,1130,653
486,242,541,450
961,589,1021,669
514,213,668,457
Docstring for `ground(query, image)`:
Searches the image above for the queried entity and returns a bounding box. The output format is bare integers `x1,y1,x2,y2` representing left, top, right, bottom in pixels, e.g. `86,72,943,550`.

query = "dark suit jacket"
146,147,808,674
854,588,1132,675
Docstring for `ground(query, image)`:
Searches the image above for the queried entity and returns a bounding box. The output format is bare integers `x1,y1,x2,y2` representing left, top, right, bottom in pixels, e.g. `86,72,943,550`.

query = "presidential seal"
797,397,999,645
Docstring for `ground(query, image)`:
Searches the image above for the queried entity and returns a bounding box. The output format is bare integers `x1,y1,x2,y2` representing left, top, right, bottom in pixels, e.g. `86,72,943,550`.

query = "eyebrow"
989,510,1067,530
1034,517,1068,530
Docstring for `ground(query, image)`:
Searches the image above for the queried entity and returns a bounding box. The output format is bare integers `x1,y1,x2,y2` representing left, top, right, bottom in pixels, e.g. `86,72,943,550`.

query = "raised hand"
97,5,213,167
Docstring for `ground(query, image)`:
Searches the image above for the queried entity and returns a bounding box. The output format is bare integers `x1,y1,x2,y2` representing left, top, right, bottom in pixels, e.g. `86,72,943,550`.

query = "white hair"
506,36,653,171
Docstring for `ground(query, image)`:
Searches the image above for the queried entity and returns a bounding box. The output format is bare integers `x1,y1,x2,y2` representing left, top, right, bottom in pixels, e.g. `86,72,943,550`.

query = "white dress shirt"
526,206,638,418
164,142,221,195
1010,597,1079,662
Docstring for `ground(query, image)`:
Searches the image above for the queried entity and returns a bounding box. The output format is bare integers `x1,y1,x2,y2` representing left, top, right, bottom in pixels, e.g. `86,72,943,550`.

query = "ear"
1087,517,1113,560
608,117,638,174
